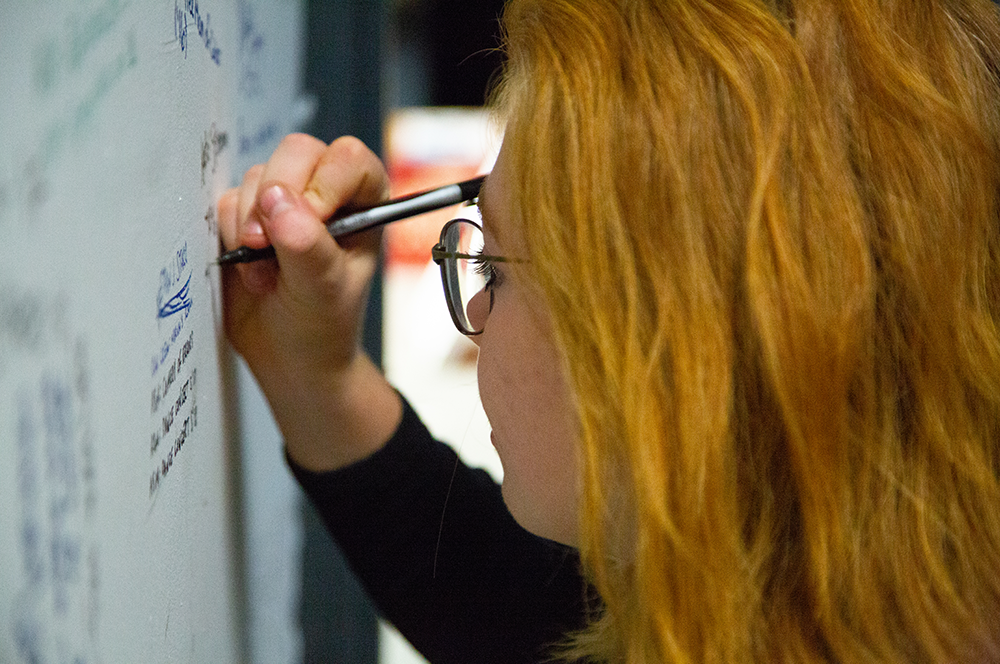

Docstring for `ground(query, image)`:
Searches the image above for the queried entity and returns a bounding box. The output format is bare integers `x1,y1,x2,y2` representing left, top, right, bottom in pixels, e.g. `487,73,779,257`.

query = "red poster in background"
383,108,500,265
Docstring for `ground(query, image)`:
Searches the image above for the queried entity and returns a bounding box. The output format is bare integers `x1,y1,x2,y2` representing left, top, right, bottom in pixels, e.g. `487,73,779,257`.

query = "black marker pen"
216,174,487,266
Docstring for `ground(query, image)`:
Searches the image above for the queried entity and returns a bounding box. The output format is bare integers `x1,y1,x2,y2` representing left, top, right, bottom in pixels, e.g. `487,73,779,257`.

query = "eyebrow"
476,174,495,228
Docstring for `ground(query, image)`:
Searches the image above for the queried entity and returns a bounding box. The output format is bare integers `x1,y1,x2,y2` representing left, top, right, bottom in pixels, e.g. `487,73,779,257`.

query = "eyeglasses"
431,218,514,336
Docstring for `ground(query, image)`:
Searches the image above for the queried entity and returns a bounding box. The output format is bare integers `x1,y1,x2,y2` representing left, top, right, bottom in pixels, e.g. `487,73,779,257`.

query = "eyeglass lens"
441,220,488,334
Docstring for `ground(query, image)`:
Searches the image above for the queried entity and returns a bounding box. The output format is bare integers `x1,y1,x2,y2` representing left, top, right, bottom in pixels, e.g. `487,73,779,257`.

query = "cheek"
475,300,580,545
476,298,564,443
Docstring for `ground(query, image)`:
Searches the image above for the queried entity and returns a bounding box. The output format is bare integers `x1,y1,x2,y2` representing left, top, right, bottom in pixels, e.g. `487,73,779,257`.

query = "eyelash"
471,252,501,289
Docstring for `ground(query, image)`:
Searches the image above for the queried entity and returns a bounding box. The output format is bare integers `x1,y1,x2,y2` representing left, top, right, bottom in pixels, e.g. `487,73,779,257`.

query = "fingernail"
259,185,293,219
245,218,265,237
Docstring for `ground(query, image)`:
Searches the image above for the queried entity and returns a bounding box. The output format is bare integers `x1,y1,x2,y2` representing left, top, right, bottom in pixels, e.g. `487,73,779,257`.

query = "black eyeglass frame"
430,218,515,336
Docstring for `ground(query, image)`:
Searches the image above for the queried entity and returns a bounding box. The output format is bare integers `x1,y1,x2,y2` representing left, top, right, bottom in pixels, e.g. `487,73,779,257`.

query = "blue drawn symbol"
158,274,192,319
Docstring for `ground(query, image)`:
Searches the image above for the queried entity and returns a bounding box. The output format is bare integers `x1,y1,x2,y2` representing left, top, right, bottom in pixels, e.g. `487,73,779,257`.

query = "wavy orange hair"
492,0,1000,661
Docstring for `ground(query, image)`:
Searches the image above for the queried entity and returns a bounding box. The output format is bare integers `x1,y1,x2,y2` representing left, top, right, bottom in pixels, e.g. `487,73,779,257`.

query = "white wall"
0,1,306,661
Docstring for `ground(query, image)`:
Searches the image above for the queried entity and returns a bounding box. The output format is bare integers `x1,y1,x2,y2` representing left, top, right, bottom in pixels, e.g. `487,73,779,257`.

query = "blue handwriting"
174,0,221,65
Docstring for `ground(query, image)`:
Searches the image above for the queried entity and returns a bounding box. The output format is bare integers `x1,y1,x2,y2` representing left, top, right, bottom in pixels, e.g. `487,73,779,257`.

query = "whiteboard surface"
0,0,305,661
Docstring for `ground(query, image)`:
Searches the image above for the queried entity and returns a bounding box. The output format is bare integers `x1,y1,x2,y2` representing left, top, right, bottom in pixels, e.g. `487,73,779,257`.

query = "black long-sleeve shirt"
289,397,591,664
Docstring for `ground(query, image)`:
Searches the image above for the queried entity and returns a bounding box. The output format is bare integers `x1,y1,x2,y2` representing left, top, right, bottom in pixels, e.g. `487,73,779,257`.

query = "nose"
466,288,492,339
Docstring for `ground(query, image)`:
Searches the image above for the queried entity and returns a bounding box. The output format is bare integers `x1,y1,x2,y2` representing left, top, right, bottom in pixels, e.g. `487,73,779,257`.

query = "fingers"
231,134,388,247
217,187,239,250
253,134,388,268
221,179,280,294
232,134,326,251
258,133,329,204
303,136,390,221
219,133,389,295
237,164,266,246
254,184,343,293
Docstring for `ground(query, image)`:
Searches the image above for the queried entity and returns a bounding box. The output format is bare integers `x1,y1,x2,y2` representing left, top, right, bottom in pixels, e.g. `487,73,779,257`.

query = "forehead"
477,170,499,230
477,177,509,256
476,145,518,251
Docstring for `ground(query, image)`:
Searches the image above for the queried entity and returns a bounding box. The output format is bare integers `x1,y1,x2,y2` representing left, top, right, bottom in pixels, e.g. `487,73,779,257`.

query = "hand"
219,133,387,383
218,134,402,470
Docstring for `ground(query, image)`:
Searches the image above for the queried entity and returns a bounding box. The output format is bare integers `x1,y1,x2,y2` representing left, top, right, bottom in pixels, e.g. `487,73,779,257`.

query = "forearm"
254,350,403,472
290,398,591,664
218,134,399,471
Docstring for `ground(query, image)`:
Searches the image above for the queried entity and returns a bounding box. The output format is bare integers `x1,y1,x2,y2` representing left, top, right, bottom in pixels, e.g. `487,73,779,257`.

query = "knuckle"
328,135,374,164
281,132,323,148
327,136,389,195
280,132,326,154
218,187,238,213
242,164,265,186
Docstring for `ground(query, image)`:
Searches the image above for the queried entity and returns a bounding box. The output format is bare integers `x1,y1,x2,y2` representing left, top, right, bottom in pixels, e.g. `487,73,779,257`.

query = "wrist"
255,351,403,472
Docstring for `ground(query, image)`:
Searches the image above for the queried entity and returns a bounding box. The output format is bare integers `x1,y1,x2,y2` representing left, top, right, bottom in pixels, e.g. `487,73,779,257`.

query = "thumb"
256,183,347,292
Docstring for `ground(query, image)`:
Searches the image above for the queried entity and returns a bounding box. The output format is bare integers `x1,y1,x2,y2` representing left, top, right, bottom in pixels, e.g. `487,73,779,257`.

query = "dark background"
298,1,504,661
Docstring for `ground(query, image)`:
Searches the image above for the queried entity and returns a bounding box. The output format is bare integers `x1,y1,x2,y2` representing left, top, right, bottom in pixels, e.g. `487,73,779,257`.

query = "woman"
220,0,1000,661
